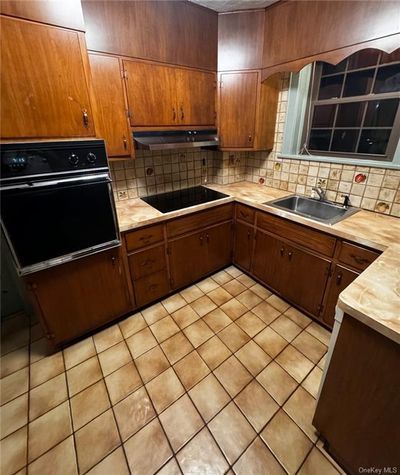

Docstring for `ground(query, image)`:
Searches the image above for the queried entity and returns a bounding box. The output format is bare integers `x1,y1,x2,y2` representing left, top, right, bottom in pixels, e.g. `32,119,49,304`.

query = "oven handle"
0,173,111,190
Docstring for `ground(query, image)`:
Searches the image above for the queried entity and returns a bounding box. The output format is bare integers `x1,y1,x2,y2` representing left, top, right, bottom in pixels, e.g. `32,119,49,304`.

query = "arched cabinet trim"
261,34,400,81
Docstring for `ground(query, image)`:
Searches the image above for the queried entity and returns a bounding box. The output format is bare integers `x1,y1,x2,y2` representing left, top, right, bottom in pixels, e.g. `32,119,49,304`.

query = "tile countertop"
115,182,400,344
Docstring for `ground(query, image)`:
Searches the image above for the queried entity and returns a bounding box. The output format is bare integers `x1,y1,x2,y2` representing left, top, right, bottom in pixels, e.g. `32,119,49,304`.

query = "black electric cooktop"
141,186,229,213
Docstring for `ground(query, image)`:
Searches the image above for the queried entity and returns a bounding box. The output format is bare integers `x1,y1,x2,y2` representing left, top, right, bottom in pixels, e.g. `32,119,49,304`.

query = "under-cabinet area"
1,1,400,475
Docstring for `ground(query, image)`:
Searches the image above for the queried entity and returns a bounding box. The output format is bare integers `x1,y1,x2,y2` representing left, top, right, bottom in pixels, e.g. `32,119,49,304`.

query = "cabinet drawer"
167,204,233,238
125,224,164,252
128,245,166,280
134,271,170,308
338,242,380,271
236,204,255,224
256,211,336,257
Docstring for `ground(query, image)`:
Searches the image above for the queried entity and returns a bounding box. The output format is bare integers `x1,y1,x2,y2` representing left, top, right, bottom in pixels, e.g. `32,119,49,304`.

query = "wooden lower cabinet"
169,221,232,290
134,271,170,308
25,248,131,346
234,221,254,271
169,229,208,290
206,222,232,273
252,230,330,317
322,265,358,327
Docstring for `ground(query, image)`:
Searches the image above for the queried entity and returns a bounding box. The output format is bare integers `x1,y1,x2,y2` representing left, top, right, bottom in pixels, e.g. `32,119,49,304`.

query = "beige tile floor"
0,266,346,475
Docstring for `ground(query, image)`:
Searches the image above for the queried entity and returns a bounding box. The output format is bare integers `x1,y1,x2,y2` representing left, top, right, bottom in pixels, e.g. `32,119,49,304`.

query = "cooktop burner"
141,186,229,213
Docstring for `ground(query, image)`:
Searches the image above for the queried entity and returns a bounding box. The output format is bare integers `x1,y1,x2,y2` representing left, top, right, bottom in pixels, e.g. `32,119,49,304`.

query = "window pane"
318,75,344,99
364,99,399,127
348,49,380,70
373,64,400,93
321,59,346,76
336,102,365,127
343,69,375,96
312,105,336,127
357,129,391,155
380,49,400,65
331,130,359,152
309,129,332,150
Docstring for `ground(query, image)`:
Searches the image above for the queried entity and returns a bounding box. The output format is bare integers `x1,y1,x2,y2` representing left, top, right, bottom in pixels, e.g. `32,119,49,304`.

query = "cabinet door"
123,60,177,126
168,230,207,289
322,265,358,328
176,69,216,125
1,17,94,139
89,54,132,157
219,71,258,148
282,244,331,317
26,249,131,345
234,221,253,271
205,222,232,273
252,230,283,291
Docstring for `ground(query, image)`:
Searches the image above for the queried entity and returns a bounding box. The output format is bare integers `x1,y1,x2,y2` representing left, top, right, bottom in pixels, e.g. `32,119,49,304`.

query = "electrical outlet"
117,190,128,200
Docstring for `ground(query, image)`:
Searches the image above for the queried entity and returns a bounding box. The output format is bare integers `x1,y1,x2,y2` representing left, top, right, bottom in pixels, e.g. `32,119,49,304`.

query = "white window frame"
280,64,400,170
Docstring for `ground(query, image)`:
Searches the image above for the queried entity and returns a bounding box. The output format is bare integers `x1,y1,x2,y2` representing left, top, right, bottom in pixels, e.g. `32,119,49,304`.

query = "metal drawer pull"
206,234,209,242
123,137,128,149
139,234,153,241
336,272,343,285
172,108,176,121
140,259,154,266
200,236,203,244
82,109,89,128
180,106,184,120
280,247,285,256
350,254,370,265
288,251,293,260
247,230,251,238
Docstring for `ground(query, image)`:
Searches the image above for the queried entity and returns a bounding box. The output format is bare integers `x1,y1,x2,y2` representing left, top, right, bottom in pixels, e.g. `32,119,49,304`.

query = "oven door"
1,174,120,274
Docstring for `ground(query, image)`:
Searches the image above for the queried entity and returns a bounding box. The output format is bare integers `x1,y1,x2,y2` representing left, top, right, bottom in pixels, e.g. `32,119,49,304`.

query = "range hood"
133,129,218,150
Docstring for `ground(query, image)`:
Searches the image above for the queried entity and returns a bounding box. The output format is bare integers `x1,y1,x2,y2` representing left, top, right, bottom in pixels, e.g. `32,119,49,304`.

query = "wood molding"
261,34,400,80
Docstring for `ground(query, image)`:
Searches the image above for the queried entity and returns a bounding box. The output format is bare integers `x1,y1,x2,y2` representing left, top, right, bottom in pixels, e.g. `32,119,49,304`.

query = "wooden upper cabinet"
123,60,216,128
218,10,265,71
263,0,400,69
89,53,132,158
0,0,85,30
1,16,95,139
218,71,280,150
176,69,216,126
219,72,258,148
123,61,177,127
81,0,217,71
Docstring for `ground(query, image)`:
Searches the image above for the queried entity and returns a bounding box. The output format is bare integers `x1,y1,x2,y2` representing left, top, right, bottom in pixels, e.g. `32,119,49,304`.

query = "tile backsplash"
111,73,400,217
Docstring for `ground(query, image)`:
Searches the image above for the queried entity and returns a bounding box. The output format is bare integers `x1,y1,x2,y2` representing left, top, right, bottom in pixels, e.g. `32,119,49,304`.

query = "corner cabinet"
1,16,95,139
25,248,132,346
218,71,280,150
89,53,133,159
122,60,216,127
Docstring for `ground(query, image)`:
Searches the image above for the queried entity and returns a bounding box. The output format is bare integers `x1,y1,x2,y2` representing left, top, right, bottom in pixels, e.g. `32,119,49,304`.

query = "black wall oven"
1,140,120,275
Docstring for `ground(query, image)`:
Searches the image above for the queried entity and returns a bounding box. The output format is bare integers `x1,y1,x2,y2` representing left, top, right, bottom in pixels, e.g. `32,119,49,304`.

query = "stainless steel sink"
265,195,359,224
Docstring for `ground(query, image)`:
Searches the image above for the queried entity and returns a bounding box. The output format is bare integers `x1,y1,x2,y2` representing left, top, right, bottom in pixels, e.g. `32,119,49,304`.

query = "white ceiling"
188,0,279,13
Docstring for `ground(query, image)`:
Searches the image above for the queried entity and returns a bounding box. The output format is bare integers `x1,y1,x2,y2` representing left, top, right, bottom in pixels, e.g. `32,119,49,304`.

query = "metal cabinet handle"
336,272,343,285
280,247,285,257
240,211,248,218
82,109,89,128
206,233,209,243
288,251,293,260
139,234,153,242
180,106,184,121
199,235,203,245
248,134,252,143
247,230,251,239
140,259,154,267
172,108,176,121
123,137,128,150
350,254,370,265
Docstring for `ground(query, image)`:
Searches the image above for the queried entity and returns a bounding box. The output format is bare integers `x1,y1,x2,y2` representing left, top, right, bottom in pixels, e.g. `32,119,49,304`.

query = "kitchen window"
281,49,400,168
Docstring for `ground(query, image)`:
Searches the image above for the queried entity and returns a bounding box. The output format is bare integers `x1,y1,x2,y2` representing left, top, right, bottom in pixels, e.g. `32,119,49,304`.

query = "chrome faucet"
312,186,326,201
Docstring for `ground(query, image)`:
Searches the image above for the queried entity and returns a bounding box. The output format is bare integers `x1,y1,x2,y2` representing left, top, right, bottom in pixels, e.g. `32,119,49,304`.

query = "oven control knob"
68,154,79,166
86,153,97,164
